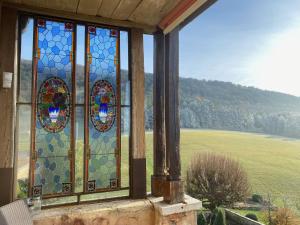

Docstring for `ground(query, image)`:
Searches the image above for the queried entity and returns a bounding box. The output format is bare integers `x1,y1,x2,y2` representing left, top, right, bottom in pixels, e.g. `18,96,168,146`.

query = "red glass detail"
88,26,96,34
37,19,46,28
110,29,118,37
65,23,73,31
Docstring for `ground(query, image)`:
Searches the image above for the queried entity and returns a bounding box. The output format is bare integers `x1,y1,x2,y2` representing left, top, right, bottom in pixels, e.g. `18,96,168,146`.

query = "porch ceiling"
2,0,215,33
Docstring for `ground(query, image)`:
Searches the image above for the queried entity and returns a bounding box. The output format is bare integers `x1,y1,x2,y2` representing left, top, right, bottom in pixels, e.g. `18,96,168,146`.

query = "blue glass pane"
34,157,70,195
33,18,74,196
88,154,117,189
87,26,119,190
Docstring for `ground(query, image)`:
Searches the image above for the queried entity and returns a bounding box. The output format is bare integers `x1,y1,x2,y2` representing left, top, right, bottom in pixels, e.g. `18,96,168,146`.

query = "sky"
178,0,300,96
21,0,300,96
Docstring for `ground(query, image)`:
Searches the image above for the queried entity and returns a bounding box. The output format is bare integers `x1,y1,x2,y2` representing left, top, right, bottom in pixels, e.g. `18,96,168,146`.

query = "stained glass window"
25,18,124,200
86,26,120,191
31,18,75,197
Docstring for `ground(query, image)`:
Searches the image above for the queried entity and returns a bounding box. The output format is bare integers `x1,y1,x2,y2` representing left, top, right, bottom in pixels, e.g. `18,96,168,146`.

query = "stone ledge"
32,199,154,225
32,195,202,225
148,194,202,216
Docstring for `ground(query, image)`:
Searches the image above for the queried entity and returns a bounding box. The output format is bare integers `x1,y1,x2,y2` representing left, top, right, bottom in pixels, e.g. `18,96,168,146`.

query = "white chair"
0,200,33,225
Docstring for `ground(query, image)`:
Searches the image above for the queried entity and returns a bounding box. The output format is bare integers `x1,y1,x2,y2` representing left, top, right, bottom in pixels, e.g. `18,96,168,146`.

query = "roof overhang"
2,0,216,34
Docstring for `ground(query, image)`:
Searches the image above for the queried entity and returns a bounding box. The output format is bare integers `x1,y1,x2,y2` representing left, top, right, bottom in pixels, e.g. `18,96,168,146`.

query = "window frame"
16,12,132,206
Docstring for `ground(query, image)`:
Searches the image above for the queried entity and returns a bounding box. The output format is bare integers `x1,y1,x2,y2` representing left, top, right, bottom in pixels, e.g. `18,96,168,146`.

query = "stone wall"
33,195,201,225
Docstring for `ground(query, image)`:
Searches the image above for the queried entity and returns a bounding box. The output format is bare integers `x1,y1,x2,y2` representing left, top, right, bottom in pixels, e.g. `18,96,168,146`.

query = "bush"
213,208,226,225
264,207,300,225
252,194,263,203
186,152,249,210
245,213,258,221
197,212,207,225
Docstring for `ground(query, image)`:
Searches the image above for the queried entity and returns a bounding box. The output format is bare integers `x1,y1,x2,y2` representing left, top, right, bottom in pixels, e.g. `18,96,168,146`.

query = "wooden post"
130,28,146,198
0,7,18,206
151,30,166,196
164,27,184,204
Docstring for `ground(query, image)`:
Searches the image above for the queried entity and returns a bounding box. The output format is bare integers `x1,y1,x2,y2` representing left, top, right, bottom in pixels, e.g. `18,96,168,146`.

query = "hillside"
20,60,300,138
145,74,300,139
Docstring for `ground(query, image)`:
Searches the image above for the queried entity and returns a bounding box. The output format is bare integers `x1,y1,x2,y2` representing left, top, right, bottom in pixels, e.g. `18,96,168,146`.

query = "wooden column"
130,28,146,198
163,27,184,204
0,7,18,206
151,30,166,197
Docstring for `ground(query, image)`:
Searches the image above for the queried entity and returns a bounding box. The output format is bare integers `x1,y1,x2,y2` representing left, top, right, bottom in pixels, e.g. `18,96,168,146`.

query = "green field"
145,130,300,210
17,129,300,212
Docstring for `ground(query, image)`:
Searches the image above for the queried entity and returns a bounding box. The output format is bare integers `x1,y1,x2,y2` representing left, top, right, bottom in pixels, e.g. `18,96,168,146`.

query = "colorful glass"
90,80,116,132
32,18,74,196
37,77,70,133
86,26,120,191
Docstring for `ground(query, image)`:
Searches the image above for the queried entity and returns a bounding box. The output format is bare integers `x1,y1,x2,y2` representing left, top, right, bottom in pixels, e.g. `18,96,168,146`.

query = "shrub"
197,211,207,225
252,194,263,203
186,152,249,210
263,207,300,225
212,208,226,225
245,213,258,221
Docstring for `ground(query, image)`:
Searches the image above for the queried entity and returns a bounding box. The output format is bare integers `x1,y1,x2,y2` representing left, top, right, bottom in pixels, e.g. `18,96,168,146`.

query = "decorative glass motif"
86,26,120,191
90,80,115,132
110,178,118,189
87,180,96,192
37,77,70,133
62,183,72,194
32,185,42,197
32,18,74,196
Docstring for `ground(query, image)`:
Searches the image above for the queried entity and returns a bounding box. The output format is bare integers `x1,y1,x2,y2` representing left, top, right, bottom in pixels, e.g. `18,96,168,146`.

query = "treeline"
145,74,300,139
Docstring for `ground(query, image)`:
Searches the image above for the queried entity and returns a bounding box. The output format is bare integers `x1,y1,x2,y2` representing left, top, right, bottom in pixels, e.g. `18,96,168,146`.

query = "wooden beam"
0,6,18,206
129,0,181,27
159,0,217,34
159,0,198,29
151,29,166,197
3,2,156,34
164,27,184,204
130,28,146,199
179,0,217,29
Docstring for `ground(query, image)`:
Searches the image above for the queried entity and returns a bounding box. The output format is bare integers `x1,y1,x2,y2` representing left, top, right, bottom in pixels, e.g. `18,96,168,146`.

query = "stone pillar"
130,28,146,198
152,29,166,197
0,7,18,206
150,195,202,225
164,27,184,204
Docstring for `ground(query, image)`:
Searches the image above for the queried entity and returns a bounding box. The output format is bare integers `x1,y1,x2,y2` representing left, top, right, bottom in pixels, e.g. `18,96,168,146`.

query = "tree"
186,152,249,210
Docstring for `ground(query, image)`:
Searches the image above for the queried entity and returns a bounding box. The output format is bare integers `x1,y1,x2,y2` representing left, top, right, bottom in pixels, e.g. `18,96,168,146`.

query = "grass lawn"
146,129,300,211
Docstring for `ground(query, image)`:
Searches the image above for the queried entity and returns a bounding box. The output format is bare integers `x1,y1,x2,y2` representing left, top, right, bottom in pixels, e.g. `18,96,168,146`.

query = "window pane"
19,16,33,103
121,107,130,187
76,25,85,104
120,31,130,106
75,106,84,193
16,105,31,199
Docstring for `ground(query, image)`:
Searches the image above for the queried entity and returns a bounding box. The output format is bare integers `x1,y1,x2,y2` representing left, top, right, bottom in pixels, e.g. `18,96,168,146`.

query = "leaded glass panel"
31,18,75,197
86,26,120,191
